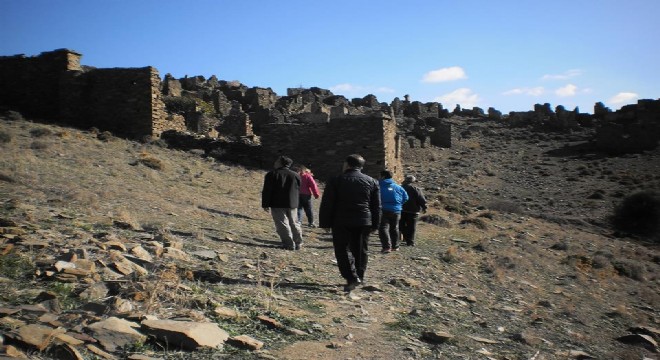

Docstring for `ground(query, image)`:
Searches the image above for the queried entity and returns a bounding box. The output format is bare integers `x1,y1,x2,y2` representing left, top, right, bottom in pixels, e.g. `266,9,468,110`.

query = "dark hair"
278,156,293,167
380,170,392,179
345,154,365,169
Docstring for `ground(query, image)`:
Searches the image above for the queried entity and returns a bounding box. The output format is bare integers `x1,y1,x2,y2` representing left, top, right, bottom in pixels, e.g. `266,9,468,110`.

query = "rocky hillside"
0,114,658,359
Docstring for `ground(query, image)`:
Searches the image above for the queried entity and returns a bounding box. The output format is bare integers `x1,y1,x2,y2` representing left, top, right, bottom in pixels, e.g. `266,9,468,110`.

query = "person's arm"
418,187,427,212
318,177,335,228
261,173,272,210
401,185,409,203
310,176,321,198
369,181,381,230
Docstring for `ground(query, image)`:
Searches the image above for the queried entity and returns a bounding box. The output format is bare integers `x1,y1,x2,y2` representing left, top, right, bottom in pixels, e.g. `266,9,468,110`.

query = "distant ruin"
0,49,185,139
1,49,659,179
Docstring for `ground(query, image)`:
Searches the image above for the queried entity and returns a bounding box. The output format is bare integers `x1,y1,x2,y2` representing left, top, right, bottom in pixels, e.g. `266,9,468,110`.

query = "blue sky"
2,0,658,114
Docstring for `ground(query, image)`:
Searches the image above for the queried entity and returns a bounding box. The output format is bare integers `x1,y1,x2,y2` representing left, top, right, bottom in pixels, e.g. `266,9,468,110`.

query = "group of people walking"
260,154,426,292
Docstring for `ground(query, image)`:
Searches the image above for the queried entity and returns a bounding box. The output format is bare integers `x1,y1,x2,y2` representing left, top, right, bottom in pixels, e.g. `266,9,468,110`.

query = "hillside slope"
0,115,658,359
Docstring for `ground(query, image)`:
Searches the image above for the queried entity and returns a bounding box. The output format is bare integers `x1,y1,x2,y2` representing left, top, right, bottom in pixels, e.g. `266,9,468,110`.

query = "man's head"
343,154,365,171
380,170,393,179
274,155,293,168
404,175,416,183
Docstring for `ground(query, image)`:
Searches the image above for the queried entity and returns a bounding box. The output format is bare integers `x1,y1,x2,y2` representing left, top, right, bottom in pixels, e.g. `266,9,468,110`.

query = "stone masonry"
260,113,402,182
0,49,185,139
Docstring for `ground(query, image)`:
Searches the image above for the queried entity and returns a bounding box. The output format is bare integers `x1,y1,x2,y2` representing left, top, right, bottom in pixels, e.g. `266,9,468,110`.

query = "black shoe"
343,278,362,292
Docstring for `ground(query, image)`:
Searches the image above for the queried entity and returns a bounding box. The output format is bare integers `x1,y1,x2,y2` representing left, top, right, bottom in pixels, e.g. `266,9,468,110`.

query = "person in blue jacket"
378,170,408,253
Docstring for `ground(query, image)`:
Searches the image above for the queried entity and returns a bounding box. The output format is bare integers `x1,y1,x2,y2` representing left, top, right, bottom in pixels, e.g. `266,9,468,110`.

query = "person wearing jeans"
296,165,320,227
378,170,408,253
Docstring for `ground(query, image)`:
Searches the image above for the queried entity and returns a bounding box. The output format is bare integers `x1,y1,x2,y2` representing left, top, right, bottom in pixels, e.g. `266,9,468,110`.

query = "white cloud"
330,83,363,93
609,92,639,104
374,87,395,93
433,88,480,109
422,66,467,83
555,84,578,97
502,87,545,96
329,83,396,97
541,69,583,81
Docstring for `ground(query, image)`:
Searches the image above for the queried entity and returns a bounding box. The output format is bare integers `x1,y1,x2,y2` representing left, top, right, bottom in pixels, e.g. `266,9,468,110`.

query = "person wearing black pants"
319,154,380,292
399,175,427,246
331,225,371,286
378,170,409,253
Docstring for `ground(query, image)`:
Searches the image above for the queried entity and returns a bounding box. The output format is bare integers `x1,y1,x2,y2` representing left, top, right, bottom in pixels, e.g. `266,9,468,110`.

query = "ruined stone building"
0,49,185,139
0,49,462,178
260,113,402,182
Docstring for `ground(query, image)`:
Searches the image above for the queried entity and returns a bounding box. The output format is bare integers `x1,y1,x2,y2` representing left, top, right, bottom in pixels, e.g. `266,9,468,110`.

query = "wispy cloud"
541,69,583,81
422,66,467,83
502,87,545,96
609,92,639,105
374,87,395,93
330,83,363,93
329,83,395,96
433,88,480,108
555,84,578,97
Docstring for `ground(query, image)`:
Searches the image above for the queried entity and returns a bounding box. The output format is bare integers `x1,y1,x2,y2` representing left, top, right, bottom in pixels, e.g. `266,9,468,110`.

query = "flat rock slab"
87,317,146,352
6,323,66,351
141,319,229,350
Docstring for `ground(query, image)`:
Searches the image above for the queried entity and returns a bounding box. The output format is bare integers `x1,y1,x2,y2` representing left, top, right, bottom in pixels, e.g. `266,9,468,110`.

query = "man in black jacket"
262,156,303,250
319,154,381,292
399,175,427,246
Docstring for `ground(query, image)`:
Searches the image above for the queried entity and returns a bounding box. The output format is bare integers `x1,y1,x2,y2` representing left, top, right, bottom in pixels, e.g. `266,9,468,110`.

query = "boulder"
141,319,229,350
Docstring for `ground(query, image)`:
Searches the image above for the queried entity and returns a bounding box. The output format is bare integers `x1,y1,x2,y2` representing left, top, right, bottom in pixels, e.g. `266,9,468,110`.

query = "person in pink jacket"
297,165,321,227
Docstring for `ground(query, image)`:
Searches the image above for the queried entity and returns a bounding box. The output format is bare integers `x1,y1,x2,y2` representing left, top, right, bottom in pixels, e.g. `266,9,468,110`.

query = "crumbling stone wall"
430,122,452,148
0,49,82,119
595,98,660,153
260,113,402,182
65,66,185,138
0,49,185,139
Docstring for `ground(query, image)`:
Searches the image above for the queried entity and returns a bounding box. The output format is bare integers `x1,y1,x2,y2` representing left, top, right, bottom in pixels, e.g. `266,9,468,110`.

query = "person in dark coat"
261,156,303,250
399,175,427,246
319,154,381,292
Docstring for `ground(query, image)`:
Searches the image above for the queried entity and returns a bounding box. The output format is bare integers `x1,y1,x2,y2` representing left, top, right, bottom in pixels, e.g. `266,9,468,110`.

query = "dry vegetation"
0,115,658,359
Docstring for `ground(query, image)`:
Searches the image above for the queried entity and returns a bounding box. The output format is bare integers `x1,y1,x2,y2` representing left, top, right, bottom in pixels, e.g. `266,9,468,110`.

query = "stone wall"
0,49,185,139
0,49,82,119
595,98,660,153
260,113,402,182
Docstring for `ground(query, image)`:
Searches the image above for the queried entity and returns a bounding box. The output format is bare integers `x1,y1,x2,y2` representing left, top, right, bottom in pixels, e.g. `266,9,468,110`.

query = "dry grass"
1,117,659,359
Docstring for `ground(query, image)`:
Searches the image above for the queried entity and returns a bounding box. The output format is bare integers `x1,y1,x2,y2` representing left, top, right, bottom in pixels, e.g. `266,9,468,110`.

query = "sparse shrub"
138,153,164,170
30,140,49,150
612,259,646,281
486,199,523,214
150,138,169,148
0,173,16,183
591,255,611,269
477,212,495,220
97,131,113,141
419,214,451,227
441,246,460,263
29,127,53,137
163,96,197,115
5,110,24,121
0,130,11,144
460,217,487,229
550,242,569,251
0,253,34,280
612,190,660,240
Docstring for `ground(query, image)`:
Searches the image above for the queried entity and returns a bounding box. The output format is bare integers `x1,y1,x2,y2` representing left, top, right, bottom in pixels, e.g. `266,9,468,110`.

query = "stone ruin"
0,49,186,139
4,48,656,177
593,99,660,153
